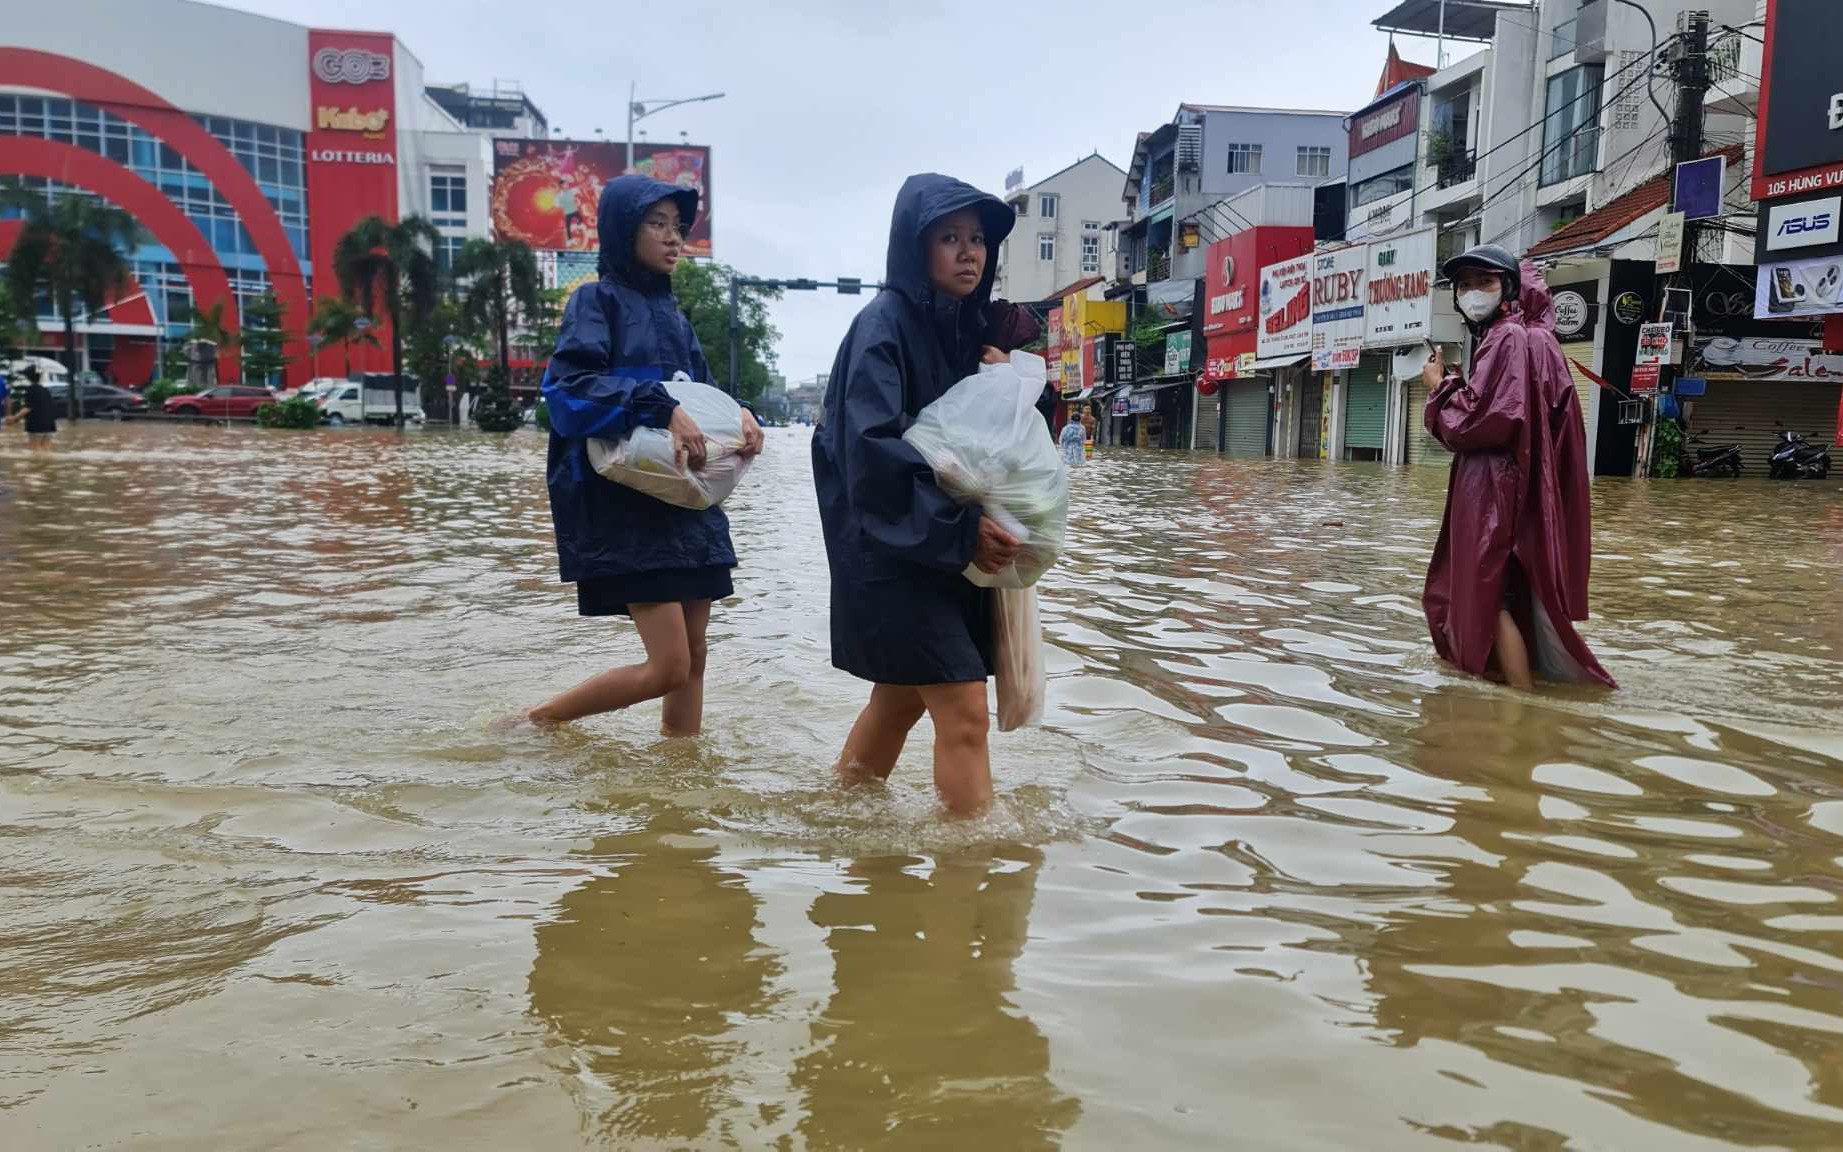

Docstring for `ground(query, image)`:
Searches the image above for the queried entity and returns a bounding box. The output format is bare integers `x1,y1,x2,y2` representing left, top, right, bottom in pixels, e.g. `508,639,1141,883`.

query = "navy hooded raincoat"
811,174,1016,685
542,176,735,586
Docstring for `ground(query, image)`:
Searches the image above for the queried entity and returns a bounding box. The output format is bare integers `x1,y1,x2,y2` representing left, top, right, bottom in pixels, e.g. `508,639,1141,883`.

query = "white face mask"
1457,286,1502,323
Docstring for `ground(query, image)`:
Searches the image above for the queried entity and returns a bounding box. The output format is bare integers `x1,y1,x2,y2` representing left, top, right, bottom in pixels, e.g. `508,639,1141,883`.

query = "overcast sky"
238,0,1421,382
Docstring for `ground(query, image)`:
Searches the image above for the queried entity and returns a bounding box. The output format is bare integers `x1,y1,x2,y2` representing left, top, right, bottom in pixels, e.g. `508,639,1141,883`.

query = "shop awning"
1248,353,1309,372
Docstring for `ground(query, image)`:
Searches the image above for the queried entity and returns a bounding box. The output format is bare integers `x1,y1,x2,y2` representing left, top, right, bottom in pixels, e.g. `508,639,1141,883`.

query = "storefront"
1342,355,1389,461
1359,227,1435,464
1682,336,1843,466
1201,225,1312,455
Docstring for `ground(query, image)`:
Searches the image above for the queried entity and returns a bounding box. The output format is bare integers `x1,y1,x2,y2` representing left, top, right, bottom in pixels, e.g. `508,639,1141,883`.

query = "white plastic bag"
993,586,1045,731
587,375,753,510
901,352,1068,589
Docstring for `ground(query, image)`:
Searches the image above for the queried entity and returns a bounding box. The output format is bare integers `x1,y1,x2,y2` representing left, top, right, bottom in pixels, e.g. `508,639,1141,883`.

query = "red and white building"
2,0,510,389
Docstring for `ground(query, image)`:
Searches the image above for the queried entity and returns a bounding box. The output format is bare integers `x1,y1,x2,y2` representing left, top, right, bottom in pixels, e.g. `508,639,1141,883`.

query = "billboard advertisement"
1755,251,1843,319
1309,244,1366,370
306,30,398,375
1257,255,1313,361
1363,226,1435,347
492,139,713,257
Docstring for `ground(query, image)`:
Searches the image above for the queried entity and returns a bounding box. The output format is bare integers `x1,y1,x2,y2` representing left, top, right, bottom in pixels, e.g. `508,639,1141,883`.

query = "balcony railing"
1146,248,1171,282
1149,175,1175,207
1436,148,1477,189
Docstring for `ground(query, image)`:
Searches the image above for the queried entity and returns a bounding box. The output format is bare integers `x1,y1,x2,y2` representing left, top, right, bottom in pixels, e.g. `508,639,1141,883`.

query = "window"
1541,64,1603,185
435,234,467,276
1038,194,1058,219
430,169,467,227
1038,233,1055,261
1352,164,1415,207
1081,233,1100,273
1082,219,1101,232
1226,143,1262,175
1296,146,1332,179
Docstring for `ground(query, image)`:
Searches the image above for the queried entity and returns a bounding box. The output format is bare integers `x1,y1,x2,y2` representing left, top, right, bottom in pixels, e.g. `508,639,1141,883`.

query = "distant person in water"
3,365,57,452
1421,243,1614,691
812,173,1037,816
518,175,763,733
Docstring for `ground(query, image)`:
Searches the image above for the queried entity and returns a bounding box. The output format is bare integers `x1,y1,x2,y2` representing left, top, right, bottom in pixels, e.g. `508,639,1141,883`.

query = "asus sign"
1764,195,1841,253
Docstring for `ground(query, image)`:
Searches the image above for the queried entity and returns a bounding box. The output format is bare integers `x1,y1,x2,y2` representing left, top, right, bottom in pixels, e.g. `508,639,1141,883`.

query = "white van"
319,375,425,425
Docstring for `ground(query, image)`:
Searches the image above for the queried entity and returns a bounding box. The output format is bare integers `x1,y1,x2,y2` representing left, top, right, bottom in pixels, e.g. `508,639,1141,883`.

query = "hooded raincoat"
812,174,1016,685
541,176,735,593
1422,263,1616,687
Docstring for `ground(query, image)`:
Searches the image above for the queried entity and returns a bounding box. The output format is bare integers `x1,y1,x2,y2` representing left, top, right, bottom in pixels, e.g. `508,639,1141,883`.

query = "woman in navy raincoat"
812,173,1027,815
522,175,762,732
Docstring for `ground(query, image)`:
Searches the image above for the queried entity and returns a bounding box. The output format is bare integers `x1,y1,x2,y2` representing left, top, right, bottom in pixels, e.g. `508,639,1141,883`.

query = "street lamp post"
626,83,725,173
442,334,461,427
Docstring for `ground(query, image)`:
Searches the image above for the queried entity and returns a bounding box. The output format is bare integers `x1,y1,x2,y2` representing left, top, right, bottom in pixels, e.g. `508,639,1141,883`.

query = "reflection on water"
2,423,1842,1149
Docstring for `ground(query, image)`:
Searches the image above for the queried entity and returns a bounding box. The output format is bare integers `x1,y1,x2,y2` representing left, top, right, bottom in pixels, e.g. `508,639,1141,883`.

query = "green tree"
406,296,481,421
454,237,542,380
0,277,35,359
672,260,783,403
306,294,378,380
522,286,569,363
333,214,439,426
238,291,291,386
471,361,524,433
2,185,139,420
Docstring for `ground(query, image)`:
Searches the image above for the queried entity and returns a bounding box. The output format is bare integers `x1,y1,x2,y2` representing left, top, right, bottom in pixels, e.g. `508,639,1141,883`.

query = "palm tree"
181,299,237,386
453,237,541,379
332,215,438,426
2,187,139,420
307,294,380,379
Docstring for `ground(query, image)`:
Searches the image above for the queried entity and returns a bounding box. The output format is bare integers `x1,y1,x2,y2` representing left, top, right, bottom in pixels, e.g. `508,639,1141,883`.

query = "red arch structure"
0,47,313,387
0,216,162,383
0,136,239,378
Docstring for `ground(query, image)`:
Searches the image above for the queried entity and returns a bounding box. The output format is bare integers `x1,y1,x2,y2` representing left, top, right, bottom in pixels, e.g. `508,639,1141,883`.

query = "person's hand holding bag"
668,404,708,471
739,408,764,457
973,515,1021,574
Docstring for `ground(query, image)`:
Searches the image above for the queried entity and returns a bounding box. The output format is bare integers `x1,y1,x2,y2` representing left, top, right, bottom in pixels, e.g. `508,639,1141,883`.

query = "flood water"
3,422,1842,1150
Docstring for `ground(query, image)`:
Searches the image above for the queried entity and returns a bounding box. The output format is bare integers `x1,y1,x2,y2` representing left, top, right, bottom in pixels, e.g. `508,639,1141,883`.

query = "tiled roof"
1525,144,1745,259
1377,43,1436,98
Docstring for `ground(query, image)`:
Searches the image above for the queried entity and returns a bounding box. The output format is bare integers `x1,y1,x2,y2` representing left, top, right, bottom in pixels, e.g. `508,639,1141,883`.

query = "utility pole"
1640,9,1710,478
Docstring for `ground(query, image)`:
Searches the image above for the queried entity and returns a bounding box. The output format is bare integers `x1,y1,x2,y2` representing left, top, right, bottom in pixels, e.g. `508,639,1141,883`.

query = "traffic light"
785,278,819,291
836,277,861,295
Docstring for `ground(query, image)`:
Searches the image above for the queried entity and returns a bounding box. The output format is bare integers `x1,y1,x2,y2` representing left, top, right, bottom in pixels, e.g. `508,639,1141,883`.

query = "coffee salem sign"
1752,0,1843,199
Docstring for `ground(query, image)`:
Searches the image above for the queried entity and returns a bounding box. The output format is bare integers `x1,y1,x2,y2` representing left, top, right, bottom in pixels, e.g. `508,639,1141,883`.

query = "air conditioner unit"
1575,0,1609,63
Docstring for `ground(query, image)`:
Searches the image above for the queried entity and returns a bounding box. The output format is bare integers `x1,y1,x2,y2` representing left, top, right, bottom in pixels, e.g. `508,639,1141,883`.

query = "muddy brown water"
2,423,1842,1150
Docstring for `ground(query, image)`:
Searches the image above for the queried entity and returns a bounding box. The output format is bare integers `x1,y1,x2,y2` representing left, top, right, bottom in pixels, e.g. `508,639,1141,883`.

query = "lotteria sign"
307,28,399,359
1363,226,1435,346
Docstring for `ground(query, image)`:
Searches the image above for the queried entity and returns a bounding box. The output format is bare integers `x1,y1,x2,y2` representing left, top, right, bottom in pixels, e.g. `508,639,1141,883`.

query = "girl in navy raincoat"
522,175,763,732
812,173,1029,815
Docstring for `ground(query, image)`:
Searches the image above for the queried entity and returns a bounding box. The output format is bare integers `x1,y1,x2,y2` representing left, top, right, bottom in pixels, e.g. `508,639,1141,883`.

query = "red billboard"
492,139,713,257
306,30,398,374
1349,87,1420,159
1202,226,1313,379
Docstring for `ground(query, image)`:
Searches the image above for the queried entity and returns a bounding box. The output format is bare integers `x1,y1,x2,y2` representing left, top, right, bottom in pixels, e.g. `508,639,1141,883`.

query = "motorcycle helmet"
1440,242,1522,303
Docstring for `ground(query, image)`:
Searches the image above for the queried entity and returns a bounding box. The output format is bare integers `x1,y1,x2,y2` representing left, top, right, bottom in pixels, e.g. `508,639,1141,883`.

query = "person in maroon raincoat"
1421,243,1616,690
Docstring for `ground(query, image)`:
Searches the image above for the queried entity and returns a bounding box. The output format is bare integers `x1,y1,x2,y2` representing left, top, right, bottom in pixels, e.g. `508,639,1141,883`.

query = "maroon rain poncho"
1422,263,1616,688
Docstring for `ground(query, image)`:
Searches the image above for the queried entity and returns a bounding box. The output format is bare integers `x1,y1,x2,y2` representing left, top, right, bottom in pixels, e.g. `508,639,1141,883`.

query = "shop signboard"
1755,251,1843,318
1257,255,1312,360
1551,283,1598,342
493,138,714,257
1112,340,1137,384
1046,306,1064,388
1759,194,1841,257
1309,244,1366,370
1363,226,1435,347
1164,330,1193,376
1632,321,1673,392
1349,86,1420,159
1686,335,1843,380
1655,211,1686,274
1751,0,1843,201
1128,391,1158,414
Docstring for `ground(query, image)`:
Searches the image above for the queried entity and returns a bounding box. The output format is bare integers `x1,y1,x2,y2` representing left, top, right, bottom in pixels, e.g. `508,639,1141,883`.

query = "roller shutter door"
1194,390,1220,452
1688,379,1841,475
1407,376,1448,466
1223,380,1268,457
1344,359,1386,454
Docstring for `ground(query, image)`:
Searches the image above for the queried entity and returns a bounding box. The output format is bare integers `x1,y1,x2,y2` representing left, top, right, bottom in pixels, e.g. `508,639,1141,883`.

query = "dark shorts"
576,565,735,618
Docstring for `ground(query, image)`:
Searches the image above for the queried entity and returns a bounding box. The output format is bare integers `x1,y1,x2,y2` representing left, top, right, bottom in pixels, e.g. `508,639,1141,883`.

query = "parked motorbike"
1678,433,1743,478
1768,432,1832,480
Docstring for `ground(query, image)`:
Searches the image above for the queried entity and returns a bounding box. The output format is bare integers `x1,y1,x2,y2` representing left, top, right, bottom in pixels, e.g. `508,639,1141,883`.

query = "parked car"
163,385,278,420
44,382,149,414
319,374,425,425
